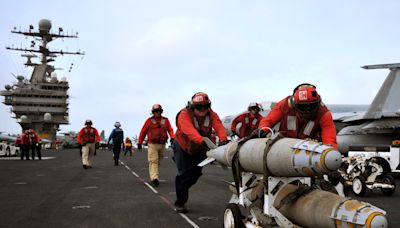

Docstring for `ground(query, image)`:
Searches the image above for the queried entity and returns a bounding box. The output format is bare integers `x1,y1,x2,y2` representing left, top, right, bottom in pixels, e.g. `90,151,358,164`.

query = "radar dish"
39,19,52,31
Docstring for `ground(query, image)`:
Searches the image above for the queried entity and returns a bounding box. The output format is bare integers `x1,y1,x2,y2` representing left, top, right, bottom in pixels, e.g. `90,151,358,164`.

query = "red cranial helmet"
290,83,321,115
190,92,211,116
192,92,211,107
151,104,163,114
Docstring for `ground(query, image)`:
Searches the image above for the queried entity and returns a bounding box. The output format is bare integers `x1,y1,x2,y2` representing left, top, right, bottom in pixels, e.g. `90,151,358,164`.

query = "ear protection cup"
289,95,296,108
188,101,195,110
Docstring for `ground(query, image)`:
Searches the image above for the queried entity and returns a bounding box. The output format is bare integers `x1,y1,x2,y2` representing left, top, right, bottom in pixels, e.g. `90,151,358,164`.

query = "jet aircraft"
335,63,400,154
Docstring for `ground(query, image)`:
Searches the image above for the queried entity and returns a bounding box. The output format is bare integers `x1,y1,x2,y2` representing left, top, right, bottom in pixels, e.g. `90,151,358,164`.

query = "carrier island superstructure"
0,19,84,142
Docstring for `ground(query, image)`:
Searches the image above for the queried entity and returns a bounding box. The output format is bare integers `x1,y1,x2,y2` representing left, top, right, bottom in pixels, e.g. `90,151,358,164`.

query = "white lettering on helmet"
299,90,308,101
193,96,204,103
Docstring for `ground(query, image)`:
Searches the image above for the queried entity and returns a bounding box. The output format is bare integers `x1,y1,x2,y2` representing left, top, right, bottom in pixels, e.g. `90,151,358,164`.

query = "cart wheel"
352,176,367,196
380,174,396,196
224,203,244,228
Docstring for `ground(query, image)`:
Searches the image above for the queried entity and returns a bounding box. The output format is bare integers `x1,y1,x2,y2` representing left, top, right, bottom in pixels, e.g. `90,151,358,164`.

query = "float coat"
206,137,342,176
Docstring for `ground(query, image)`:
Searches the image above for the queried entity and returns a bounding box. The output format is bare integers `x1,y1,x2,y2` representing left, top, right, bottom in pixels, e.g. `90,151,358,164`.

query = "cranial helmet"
192,92,211,105
151,104,163,114
85,119,93,126
248,102,261,111
290,83,321,115
114,121,121,128
190,92,211,111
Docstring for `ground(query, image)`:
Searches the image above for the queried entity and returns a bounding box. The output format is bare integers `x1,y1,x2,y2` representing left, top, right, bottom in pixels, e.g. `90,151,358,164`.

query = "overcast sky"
1,0,400,138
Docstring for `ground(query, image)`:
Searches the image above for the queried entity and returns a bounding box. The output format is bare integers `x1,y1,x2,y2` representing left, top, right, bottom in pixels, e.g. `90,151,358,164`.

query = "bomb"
273,182,387,228
206,137,342,176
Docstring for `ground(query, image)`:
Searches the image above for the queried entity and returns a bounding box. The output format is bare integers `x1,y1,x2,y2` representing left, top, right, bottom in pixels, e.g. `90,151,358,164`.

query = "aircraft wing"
361,119,400,132
332,111,367,123
0,134,17,143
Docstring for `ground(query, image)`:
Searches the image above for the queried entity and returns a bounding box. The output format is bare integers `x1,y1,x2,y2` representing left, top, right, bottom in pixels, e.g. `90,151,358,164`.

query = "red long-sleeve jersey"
175,108,227,155
259,97,337,148
77,127,100,144
231,112,263,138
21,132,39,145
138,116,175,145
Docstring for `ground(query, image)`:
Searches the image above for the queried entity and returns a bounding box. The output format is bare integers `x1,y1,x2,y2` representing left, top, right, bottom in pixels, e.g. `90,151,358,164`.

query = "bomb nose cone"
322,149,342,171
369,214,388,228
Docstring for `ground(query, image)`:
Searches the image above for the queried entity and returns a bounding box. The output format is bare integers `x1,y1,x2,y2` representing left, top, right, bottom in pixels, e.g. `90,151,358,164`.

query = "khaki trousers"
148,143,165,180
82,143,95,166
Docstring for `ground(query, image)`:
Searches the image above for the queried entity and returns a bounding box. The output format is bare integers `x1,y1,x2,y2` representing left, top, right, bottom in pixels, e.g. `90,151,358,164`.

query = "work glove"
95,142,99,149
170,138,175,145
218,140,229,146
230,130,238,137
250,128,268,138
137,144,142,151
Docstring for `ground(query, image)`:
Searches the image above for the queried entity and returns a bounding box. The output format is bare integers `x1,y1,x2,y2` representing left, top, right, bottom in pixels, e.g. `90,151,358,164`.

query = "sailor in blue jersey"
108,122,125,166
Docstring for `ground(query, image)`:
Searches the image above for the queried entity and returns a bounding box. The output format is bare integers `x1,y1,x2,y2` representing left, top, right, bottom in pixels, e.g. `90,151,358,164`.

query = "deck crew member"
173,92,228,213
257,83,337,148
77,119,100,169
108,121,124,166
230,102,263,138
137,104,175,187
124,137,133,156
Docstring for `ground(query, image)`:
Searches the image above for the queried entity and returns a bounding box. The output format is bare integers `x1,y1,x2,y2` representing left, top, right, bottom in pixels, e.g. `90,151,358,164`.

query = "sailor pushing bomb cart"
199,133,388,228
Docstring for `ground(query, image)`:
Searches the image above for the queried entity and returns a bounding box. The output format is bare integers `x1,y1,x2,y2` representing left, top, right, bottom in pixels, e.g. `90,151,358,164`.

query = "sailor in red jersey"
21,130,32,160
77,119,100,169
28,129,40,160
230,102,263,138
173,92,228,213
137,104,175,187
258,83,337,148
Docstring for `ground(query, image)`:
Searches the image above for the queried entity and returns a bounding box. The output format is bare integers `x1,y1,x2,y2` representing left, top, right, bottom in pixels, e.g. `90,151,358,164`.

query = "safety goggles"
250,106,260,111
152,109,163,114
294,102,319,114
194,103,211,110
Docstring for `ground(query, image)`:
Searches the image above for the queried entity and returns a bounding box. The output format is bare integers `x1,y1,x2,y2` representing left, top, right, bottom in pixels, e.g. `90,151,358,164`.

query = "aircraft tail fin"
362,63,400,119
